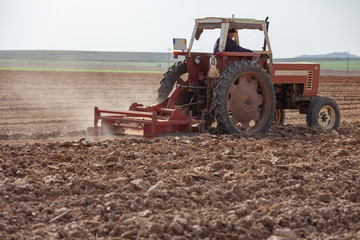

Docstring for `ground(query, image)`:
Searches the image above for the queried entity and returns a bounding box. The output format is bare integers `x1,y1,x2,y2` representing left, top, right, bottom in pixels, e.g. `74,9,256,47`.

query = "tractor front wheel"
213,61,276,134
306,96,340,131
273,109,285,125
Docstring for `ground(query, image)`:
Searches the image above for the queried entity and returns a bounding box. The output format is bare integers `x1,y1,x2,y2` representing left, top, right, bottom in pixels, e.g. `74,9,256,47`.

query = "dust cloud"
0,71,161,139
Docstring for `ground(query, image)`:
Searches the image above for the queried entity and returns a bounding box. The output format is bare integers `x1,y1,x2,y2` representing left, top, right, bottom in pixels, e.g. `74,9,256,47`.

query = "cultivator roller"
87,86,205,137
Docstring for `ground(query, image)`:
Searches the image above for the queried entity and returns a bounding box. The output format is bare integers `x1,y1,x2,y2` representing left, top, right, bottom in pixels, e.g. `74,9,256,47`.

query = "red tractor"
89,17,341,137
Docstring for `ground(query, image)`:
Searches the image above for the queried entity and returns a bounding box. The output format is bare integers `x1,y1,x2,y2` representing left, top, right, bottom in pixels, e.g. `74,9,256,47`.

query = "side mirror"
173,38,187,51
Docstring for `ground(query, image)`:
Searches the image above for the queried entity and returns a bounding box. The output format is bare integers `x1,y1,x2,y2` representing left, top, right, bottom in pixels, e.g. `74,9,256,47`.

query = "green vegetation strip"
316,60,360,71
0,58,173,67
0,66,163,74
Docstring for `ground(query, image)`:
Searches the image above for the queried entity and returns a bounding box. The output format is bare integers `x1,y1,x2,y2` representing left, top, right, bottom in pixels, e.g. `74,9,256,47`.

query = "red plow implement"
87,88,205,137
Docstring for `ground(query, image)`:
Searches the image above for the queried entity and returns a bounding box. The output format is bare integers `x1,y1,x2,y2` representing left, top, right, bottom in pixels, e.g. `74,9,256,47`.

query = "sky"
0,0,359,58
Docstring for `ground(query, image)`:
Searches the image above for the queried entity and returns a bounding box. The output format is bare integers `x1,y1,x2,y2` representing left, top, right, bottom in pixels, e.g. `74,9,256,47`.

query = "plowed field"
0,71,359,239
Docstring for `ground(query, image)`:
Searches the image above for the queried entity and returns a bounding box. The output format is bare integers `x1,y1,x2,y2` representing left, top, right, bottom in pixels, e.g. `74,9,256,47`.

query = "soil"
0,71,360,239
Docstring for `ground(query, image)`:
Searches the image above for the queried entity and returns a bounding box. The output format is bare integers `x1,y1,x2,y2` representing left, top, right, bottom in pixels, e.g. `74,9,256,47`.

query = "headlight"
194,56,201,64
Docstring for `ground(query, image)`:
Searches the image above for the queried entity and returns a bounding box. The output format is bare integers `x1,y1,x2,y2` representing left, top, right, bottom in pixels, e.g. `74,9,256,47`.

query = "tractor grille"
306,71,313,90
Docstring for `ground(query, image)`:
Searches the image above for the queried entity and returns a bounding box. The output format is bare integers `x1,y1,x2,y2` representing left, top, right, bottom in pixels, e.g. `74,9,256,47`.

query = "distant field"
0,58,360,73
0,59,170,73
315,60,360,71
275,58,360,72
0,66,164,73
0,58,170,67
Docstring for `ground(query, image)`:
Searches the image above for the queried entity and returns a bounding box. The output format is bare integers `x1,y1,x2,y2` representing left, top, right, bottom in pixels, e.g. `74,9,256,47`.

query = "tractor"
88,17,341,137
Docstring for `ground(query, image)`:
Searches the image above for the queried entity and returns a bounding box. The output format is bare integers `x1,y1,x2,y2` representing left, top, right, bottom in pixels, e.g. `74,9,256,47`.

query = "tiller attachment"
87,86,205,137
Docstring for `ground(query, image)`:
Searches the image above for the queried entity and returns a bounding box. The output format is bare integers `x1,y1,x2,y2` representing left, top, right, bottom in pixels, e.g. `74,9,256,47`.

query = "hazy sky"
1,0,359,58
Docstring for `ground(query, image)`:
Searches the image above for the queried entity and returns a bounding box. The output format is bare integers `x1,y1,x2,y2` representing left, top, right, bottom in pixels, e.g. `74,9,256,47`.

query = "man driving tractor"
213,28,252,54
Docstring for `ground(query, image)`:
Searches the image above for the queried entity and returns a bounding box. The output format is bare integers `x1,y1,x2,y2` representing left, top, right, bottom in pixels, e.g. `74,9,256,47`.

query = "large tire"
306,96,340,130
157,61,188,103
213,61,275,134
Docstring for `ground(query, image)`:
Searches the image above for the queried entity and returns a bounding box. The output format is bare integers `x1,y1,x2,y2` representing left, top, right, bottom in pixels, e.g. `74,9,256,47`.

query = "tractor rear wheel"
306,96,340,130
157,60,188,103
213,61,275,134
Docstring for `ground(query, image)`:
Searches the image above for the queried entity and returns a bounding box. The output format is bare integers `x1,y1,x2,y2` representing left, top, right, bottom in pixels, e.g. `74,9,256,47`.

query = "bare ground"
0,71,360,239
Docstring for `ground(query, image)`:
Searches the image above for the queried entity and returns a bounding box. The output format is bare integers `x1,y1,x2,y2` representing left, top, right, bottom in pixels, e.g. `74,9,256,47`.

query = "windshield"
190,28,265,53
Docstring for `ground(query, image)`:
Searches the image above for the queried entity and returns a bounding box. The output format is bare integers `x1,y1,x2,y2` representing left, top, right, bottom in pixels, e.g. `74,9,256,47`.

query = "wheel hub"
228,75,263,129
318,106,336,129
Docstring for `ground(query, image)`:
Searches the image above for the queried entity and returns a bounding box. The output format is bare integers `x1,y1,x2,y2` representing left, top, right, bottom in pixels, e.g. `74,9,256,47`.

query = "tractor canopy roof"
187,17,271,54
193,17,266,40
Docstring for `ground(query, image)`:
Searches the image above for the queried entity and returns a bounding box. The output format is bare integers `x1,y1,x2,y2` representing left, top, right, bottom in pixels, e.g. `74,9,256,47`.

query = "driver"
213,28,252,54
